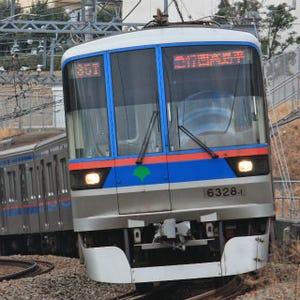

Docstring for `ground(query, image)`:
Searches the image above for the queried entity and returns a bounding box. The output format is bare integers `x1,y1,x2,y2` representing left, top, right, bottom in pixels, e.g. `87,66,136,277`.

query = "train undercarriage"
79,217,270,283
0,231,77,257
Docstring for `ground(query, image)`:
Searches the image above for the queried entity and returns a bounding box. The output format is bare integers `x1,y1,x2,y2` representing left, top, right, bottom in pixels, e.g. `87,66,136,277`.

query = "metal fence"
265,47,300,90
274,180,300,221
0,86,65,130
265,47,300,111
267,48,300,223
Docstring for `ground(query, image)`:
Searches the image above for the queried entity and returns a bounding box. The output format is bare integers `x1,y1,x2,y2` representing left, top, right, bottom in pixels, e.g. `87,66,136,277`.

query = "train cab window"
111,48,162,156
162,45,267,151
63,55,110,159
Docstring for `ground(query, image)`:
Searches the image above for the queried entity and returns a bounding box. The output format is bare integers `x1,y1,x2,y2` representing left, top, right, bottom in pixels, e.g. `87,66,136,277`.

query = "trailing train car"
62,24,274,285
0,132,76,256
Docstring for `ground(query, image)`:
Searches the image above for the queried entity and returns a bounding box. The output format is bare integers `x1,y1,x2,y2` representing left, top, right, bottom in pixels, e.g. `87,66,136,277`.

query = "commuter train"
61,24,274,285
0,131,77,257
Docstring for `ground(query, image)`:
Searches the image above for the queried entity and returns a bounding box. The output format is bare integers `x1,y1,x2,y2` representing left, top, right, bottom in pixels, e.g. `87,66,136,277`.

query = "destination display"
173,49,250,70
74,61,101,78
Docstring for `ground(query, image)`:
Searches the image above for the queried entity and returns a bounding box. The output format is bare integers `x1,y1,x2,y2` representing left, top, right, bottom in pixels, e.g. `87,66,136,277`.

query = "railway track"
0,258,54,281
185,276,244,300
114,276,246,300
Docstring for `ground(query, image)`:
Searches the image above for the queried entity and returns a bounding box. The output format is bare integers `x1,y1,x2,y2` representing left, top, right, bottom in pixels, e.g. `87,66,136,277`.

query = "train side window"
28,167,35,201
60,158,69,194
46,162,54,197
53,155,60,195
0,168,5,228
40,161,46,199
19,164,28,202
36,162,46,200
7,171,17,202
36,166,40,198
0,168,5,204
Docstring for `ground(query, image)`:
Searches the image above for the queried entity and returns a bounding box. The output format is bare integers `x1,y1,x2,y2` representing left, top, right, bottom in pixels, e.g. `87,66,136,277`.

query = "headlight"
70,168,110,190
226,155,269,177
238,160,253,173
85,172,101,185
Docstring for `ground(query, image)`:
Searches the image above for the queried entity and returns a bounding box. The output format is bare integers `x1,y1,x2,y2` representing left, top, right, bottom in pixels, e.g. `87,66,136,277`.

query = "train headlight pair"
226,155,269,177
70,168,110,190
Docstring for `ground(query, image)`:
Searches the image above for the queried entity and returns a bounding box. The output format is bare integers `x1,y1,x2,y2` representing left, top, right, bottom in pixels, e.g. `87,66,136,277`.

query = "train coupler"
152,218,192,251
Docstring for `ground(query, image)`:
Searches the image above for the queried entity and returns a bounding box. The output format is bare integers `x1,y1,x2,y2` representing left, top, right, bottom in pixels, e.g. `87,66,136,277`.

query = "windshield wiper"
136,110,158,164
178,125,219,159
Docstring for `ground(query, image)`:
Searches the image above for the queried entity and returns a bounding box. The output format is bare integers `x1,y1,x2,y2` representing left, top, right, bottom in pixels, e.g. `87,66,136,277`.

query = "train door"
19,164,30,233
36,159,49,232
0,168,7,234
26,162,40,233
52,154,63,230
55,153,73,230
5,165,22,234
44,156,60,231
110,48,171,214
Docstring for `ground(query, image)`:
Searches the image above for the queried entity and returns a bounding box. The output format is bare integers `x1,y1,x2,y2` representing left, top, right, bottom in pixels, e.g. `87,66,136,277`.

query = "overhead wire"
179,0,193,20
122,0,142,21
172,0,184,22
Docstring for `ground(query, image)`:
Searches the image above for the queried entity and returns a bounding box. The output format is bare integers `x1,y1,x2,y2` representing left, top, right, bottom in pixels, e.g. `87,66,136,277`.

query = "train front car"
62,26,274,284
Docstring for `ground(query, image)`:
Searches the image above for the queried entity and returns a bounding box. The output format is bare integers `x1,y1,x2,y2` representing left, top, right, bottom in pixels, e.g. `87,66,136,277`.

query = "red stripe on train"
69,147,268,171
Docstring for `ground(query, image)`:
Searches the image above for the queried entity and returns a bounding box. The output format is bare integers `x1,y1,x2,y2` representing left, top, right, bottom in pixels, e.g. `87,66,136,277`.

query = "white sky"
123,0,300,27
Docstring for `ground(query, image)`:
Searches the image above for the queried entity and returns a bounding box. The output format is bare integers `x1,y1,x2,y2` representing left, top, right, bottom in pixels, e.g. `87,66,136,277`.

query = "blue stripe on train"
3,200,72,217
103,158,235,188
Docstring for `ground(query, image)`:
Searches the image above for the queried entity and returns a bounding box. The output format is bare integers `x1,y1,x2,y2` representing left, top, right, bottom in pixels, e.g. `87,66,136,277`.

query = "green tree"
0,0,22,19
97,2,122,22
214,1,300,59
28,0,70,22
24,0,71,64
261,3,300,59
0,0,22,57
214,0,261,25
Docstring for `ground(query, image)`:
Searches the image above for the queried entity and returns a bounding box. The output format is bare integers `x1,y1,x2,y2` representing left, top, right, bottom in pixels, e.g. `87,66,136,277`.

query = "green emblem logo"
133,166,151,182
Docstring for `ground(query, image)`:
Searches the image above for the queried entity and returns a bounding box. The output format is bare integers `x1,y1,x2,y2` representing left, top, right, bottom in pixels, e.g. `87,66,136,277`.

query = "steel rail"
0,258,54,281
114,276,245,300
0,258,38,281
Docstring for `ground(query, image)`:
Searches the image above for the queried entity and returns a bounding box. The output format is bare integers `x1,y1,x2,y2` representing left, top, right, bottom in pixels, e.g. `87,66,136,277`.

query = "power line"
0,1,146,86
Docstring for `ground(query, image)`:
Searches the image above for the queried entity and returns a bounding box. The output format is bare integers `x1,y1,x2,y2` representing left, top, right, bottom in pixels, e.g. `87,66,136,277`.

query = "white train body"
62,26,274,283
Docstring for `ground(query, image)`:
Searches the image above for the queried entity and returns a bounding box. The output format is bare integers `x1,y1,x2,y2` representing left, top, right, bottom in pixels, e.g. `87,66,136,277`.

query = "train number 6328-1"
204,186,246,198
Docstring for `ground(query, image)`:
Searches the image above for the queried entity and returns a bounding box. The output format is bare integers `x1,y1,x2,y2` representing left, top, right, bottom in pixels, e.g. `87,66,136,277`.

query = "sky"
122,0,300,28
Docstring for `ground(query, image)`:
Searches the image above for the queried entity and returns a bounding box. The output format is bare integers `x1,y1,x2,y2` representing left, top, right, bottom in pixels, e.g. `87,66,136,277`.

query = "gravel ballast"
0,255,134,300
1,254,299,299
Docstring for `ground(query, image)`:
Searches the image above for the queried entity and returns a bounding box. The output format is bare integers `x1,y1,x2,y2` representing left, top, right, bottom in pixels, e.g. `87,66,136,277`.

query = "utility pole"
82,0,95,41
10,0,15,18
164,0,168,15
0,1,145,85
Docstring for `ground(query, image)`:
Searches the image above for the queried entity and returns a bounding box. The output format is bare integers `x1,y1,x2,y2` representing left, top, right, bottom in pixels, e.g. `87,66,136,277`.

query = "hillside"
269,101,300,219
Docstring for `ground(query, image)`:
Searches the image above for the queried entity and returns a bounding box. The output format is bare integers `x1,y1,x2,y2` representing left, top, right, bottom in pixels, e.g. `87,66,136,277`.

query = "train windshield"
163,45,267,151
63,56,110,159
111,48,162,156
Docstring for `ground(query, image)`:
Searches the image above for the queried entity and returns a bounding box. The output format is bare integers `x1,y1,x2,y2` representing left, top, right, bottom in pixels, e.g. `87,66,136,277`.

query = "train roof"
62,26,260,64
0,130,66,159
